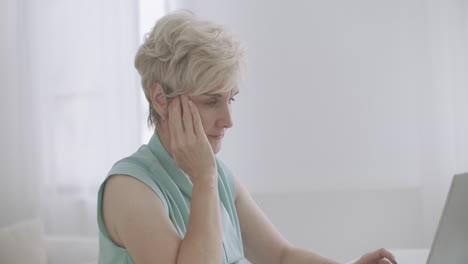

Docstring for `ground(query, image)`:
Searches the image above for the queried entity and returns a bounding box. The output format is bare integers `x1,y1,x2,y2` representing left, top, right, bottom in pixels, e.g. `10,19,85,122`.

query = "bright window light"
138,0,167,144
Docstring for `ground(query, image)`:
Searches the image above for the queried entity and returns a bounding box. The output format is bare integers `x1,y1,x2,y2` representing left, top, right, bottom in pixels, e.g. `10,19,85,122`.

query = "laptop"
426,172,468,263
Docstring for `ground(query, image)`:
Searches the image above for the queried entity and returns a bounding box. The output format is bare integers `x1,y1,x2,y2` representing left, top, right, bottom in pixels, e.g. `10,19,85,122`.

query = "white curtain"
138,0,167,143
38,0,143,236
1,0,42,228
1,0,143,236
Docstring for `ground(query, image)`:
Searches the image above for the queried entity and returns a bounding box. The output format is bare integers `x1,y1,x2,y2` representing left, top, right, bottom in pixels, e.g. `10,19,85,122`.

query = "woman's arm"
177,176,222,264
234,177,339,264
235,178,397,264
103,173,222,264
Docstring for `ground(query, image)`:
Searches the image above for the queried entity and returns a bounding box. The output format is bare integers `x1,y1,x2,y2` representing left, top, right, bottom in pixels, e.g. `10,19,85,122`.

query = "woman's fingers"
360,248,397,264
188,99,205,137
168,96,184,141
166,94,216,181
378,259,392,264
181,94,194,137
377,248,397,264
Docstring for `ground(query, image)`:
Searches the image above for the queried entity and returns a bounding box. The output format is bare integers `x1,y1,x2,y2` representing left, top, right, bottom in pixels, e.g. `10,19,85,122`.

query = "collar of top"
147,131,194,198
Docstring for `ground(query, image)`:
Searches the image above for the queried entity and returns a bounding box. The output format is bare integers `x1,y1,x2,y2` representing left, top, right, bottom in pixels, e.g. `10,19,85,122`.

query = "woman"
97,12,397,264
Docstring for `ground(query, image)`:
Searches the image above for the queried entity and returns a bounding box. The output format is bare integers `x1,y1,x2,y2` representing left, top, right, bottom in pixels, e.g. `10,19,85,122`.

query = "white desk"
347,249,429,264
390,249,429,264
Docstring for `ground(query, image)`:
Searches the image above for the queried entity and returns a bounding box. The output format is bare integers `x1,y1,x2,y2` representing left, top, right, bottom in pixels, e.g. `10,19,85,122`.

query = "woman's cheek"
194,106,209,131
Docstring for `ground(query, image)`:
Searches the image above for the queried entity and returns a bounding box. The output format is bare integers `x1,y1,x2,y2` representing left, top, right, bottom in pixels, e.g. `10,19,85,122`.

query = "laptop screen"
427,173,468,263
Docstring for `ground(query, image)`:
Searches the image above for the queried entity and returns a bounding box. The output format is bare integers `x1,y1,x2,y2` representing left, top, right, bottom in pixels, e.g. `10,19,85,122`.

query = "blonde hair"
134,11,246,127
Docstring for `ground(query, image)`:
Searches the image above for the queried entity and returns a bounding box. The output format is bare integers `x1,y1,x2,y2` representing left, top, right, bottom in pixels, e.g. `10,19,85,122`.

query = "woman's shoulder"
110,145,159,172
101,173,173,251
101,144,170,211
106,145,171,185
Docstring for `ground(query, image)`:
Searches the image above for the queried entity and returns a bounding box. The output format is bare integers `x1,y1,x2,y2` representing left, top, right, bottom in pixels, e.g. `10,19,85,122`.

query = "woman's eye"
205,98,235,106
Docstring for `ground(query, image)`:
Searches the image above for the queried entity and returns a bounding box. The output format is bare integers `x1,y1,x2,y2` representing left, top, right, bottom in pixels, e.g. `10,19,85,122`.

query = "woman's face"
189,87,239,154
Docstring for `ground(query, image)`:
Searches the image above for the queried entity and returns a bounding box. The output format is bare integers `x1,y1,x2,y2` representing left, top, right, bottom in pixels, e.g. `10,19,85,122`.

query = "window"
138,0,167,144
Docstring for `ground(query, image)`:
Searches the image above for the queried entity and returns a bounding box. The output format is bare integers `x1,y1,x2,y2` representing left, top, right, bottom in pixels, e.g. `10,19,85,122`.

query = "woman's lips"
208,135,224,140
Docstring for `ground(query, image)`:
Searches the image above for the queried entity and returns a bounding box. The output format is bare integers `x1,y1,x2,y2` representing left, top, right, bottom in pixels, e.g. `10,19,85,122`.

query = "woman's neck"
155,126,173,158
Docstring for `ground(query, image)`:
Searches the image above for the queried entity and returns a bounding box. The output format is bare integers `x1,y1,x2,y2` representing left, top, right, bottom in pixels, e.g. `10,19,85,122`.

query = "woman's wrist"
191,172,218,189
193,179,217,188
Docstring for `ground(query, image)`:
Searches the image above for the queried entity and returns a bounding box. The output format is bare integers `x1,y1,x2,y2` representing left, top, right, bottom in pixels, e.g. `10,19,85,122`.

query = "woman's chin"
209,141,222,154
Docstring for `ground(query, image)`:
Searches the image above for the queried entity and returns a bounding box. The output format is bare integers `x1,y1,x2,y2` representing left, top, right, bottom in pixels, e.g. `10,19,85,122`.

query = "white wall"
170,0,468,255
179,0,431,192
420,0,468,244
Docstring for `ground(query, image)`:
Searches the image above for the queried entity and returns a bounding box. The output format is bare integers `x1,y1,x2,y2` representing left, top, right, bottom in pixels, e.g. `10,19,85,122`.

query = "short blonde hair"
135,11,246,127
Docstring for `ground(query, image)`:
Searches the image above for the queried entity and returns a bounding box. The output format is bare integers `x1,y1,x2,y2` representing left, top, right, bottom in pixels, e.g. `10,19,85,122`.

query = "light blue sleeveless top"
97,132,245,264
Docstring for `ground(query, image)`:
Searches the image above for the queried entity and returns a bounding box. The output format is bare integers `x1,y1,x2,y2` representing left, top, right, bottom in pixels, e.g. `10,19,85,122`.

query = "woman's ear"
149,83,168,120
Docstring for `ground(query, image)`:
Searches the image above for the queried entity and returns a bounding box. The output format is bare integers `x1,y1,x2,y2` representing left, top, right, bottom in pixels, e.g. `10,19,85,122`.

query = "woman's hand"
352,248,397,264
167,94,217,185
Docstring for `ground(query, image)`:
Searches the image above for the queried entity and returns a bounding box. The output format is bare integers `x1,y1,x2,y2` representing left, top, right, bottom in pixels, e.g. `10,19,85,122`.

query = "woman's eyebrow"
202,93,223,98
202,90,239,98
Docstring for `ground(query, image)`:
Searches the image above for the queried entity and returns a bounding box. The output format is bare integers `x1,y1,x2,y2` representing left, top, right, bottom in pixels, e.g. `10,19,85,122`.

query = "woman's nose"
217,105,233,128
